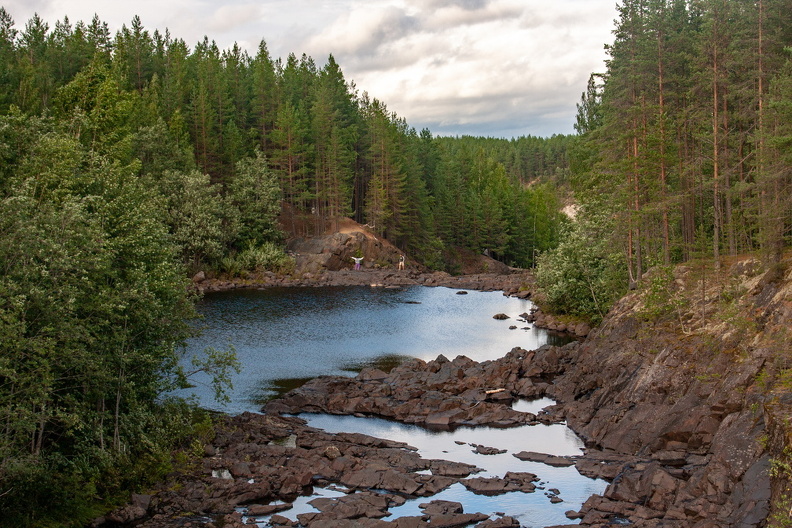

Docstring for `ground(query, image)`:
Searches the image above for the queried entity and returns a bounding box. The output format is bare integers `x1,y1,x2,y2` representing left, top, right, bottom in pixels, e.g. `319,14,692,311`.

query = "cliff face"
538,256,792,526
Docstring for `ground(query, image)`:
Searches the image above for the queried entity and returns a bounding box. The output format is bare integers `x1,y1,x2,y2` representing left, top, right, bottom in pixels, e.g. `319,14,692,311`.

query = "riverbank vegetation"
0,8,570,526
3,0,792,524
536,0,792,324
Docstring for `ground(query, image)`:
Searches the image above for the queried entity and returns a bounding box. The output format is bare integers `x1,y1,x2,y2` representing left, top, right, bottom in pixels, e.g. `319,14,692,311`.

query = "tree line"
0,9,570,525
0,9,569,271
537,0,792,322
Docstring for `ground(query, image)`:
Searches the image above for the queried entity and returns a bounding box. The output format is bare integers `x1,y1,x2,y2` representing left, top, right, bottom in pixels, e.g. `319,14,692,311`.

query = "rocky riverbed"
99,256,792,527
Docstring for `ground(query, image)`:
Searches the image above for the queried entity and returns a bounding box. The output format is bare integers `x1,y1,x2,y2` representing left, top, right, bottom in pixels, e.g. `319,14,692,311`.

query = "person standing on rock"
398,255,405,270
352,256,363,270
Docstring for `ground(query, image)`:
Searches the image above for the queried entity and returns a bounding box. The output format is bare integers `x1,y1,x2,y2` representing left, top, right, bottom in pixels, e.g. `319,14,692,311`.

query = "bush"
535,218,627,325
0,399,216,528
220,242,295,276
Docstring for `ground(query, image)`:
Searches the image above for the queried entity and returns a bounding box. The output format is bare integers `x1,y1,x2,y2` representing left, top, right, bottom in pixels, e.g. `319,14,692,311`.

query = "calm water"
181,285,605,526
181,285,567,414
296,405,606,528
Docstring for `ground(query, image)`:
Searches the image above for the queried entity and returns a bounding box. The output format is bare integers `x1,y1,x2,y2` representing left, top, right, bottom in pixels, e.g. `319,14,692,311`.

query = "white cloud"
200,4,263,33
2,0,616,137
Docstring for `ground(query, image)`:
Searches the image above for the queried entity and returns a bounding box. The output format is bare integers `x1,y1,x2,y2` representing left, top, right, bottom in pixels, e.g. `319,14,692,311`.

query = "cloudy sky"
4,0,617,138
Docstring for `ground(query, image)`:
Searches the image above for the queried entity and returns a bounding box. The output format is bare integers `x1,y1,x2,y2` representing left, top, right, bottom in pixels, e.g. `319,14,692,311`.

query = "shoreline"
192,268,590,339
193,268,535,295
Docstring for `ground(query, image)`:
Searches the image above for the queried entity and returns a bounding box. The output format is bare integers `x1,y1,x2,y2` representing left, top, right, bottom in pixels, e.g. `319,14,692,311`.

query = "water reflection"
251,377,315,405
339,353,415,374
295,412,607,527
179,286,606,526
181,286,545,413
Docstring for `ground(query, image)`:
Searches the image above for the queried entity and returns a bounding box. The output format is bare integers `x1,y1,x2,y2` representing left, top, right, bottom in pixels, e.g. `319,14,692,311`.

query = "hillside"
283,215,511,276
532,255,792,526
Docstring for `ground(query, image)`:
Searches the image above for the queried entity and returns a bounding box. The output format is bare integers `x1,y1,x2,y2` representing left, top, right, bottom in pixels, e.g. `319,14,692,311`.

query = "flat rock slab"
513,451,577,467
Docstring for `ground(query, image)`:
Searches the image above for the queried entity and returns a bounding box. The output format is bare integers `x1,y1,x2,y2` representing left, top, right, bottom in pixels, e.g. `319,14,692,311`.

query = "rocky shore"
193,268,532,295
99,412,527,528
100,256,792,527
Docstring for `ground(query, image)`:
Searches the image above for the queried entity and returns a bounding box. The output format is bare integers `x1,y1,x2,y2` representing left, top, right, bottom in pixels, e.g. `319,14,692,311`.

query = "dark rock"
471,444,507,455
246,503,292,516
461,477,520,495
358,368,389,381
269,514,298,526
474,517,521,527
512,451,576,467
419,500,463,515
426,513,490,527
323,445,343,460
105,505,147,525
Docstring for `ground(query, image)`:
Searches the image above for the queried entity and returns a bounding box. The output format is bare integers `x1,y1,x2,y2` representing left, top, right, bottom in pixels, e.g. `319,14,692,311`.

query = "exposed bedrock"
265,318,776,527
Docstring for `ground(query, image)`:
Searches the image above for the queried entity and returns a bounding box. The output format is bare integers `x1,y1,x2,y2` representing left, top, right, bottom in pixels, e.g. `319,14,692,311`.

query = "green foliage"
536,213,628,324
158,169,231,269
219,242,295,277
638,265,689,326
430,138,568,269
571,0,792,282
227,150,283,248
769,448,792,528
186,347,241,405
0,12,575,274
0,111,238,527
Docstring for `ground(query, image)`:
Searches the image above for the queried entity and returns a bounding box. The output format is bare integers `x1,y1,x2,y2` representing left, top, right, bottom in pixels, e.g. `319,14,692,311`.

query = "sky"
3,0,618,139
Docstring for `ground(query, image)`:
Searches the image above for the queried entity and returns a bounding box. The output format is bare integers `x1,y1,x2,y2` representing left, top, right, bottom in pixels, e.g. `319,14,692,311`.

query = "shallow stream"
182,285,606,526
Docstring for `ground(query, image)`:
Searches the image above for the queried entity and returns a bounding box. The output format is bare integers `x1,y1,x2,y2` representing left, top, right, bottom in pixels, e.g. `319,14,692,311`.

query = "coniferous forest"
1,0,792,525
0,8,568,525
537,0,792,323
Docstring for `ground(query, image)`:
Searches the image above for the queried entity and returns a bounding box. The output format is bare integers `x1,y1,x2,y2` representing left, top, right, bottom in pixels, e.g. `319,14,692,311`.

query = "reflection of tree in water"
253,354,412,406
254,377,314,404
544,331,579,348
341,353,413,374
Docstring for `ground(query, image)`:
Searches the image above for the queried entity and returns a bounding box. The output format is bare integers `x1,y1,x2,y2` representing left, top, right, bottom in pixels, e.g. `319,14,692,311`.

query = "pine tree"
0,8,18,113
251,40,279,153
113,15,154,93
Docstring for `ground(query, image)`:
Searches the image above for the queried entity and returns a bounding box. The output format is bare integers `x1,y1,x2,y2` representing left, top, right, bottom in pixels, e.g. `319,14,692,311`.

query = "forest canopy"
0,9,570,273
0,8,569,526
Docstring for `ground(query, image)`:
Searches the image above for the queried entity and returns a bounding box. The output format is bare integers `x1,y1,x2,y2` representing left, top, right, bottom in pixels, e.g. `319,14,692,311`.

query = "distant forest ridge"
0,8,571,272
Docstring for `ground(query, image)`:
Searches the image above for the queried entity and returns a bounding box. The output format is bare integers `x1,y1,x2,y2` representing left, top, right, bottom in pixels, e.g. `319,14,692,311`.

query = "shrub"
535,217,627,324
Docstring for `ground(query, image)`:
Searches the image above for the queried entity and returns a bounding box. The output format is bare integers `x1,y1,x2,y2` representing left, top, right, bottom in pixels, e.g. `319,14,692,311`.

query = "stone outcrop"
287,231,409,274
260,257,792,526
102,256,792,527
95,412,538,528
263,353,554,428
520,258,792,527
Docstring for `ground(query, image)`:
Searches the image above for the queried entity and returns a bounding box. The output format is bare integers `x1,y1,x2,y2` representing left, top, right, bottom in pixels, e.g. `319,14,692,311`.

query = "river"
181,285,606,527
